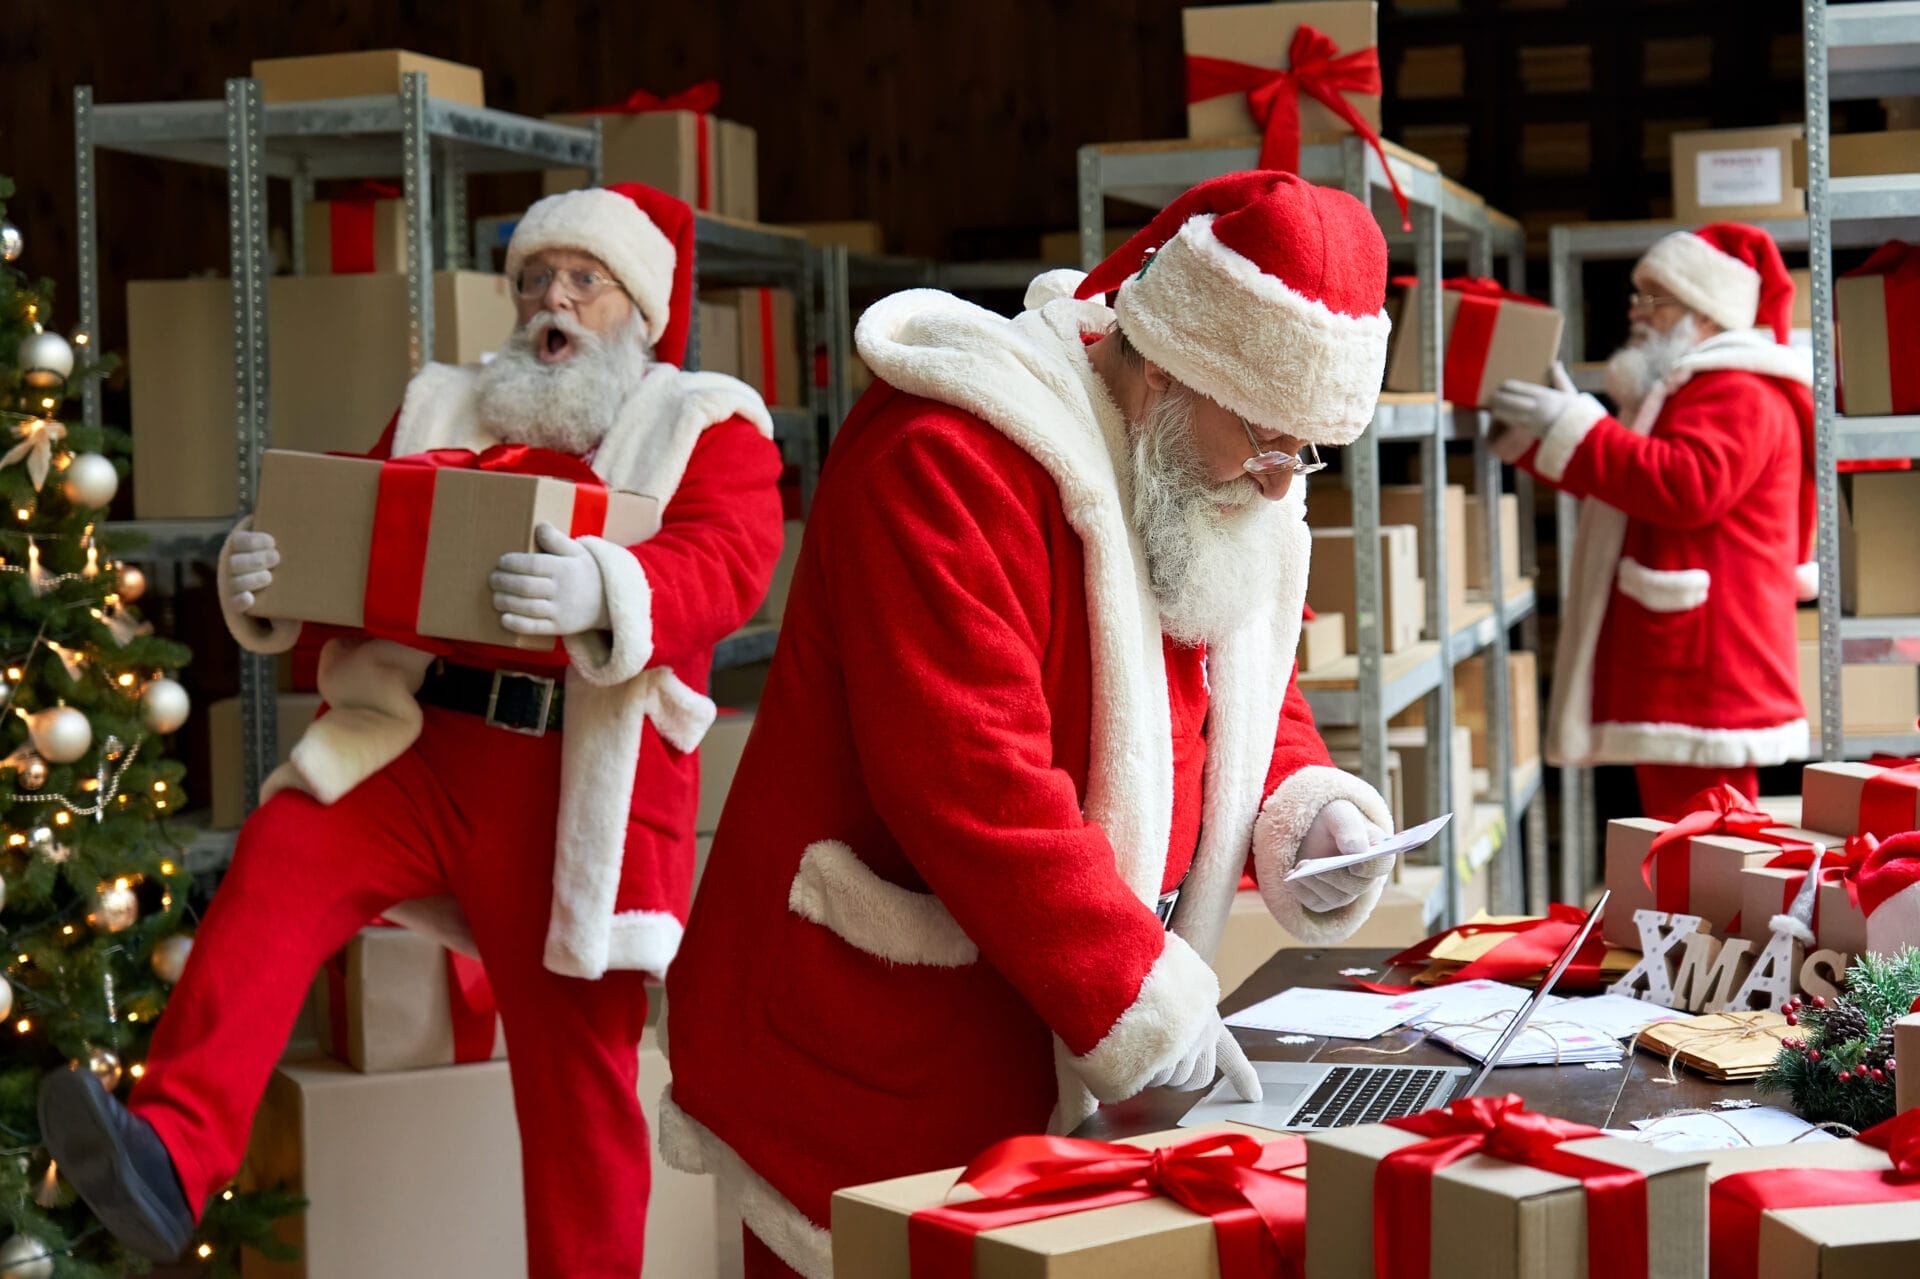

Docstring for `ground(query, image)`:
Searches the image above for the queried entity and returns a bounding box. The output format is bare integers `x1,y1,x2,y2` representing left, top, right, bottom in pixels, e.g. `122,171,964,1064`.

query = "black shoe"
37,1064,194,1262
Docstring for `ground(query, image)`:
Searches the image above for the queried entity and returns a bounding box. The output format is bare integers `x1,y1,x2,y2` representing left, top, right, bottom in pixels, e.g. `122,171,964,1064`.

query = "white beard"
1604,314,1700,422
1128,384,1284,646
474,310,652,454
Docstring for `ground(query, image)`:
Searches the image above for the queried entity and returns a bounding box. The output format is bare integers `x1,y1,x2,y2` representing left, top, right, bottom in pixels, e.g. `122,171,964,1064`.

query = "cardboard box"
696,299,742,378
312,927,506,1072
784,221,885,254
301,198,406,275
1704,1137,1920,1277
1509,650,1539,768
1297,610,1346,674
1601,817,1802,946
754,519,804,625
1305,1122,1707,1279
1887,97,1920,131
1309,483,1468,623
1183,3,1380,145
697,709,753,833
250,51,483,107
702,288,802,407
1724,834,1865,953
1837,246,1920,417
1307,525,1425,654
1793,130,1920,185
207,694,323,828
544,111,757,220
1383,283,1564,409
1449,653,1542,771
832,1124,1306,1278
1804,760,1920,838
1840,473,1920,614
128,272,516,518
248,449,661,650
1465,492,1524,594
1898,1013,1920,1114
1798,641,1920,735
1673,125,1805,222
1038,226,1144,264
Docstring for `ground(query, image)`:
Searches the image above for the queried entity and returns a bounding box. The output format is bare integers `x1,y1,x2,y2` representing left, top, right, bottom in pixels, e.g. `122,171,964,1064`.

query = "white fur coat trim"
1253,765,1397,943
1533,393,1609,483
1547,331,1812,767
1592,718,1810,768
1616,558,1711,613
1070,932,1220,1103
657,1088,834,1279
786,840,981,967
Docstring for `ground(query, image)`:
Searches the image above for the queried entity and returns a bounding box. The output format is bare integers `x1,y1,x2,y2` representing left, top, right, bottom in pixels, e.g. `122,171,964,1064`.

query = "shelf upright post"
401,71,434,372
1547,223,1591,902
1077,146,1105,273
796,243,823,514
73,87,103,430
437,149,468,272
1413,195,1459,928
289,166,314,276
821,244,853,442
1806,0,1846,762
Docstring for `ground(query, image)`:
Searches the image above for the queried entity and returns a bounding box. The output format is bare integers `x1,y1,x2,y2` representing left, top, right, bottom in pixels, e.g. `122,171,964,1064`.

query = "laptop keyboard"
1294,1065,1450,1128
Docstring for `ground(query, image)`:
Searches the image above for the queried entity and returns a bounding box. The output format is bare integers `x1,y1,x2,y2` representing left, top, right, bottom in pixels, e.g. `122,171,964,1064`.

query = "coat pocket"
1614,558,1710,669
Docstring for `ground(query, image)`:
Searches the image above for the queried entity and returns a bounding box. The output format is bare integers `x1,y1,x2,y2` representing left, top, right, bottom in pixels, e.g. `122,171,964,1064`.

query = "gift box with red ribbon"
1803,759,1920,840
1382,277,1564,409
248,446,661,653
699,287,801,407
1837,239,1920,417
312,925,505,1073
545,82,757,220
1733,834,1877,955
1304,1094,1708,1279
302,186,406,275
831,1125,1308,1278
1704,1109,1920,1278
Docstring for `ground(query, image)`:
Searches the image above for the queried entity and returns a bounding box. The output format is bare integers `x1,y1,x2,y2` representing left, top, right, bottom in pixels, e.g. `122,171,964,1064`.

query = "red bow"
1640,784,1779,916
1349,903,1606,994
1387,275,1546,308
1185,24,1407,229
586,80,722,115
909,1131,1307,1279
1379,1096,1648,1279
1859,755,1920,838
1761,833,1880,908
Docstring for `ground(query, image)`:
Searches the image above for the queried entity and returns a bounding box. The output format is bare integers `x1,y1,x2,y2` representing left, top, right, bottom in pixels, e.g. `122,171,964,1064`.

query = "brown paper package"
1383,285,1565,409
311,927,506,1073
1183,3,1381,145
1705,1139,1920,1278
250,51,484,106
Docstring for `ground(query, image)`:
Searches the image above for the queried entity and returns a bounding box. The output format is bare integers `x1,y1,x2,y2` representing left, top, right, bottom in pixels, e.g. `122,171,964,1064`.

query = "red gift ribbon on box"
907,1130,1308,1279
1746,834,1879,935
1709,1109,1920,1279
586,81,721,211
325,180,401,275
1858,754,1920,838
362,444,610,654
755,288,779,401
1387,276,1551,406
1377,1095,1649,1279
1185,24,1408,229
1839,240,1920,416
1636,784,1779,918
322,924,499,1066
1348,903,1609,995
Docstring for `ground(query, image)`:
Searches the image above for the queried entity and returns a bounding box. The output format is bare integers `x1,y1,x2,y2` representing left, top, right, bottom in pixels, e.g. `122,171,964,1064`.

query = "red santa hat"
1073,170,1390,446
1635,222,1796,343
1855,831,1920,956
503,182,697,366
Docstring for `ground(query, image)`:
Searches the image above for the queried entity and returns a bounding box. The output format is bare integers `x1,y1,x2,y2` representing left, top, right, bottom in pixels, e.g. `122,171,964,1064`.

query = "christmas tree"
0,175,297,1276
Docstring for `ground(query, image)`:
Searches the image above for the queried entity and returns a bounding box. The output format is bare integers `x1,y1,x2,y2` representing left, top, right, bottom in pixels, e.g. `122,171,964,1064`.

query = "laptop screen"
1458,890,1611,1099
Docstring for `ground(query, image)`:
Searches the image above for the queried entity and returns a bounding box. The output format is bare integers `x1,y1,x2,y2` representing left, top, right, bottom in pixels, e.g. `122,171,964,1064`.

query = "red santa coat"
660,288,1392,1277
217,360,783,978
1507,332,1814,766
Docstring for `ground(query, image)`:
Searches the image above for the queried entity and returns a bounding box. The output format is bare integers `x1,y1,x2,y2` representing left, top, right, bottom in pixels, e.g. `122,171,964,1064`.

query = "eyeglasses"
1242,419,1327,478
515,266,621,303
1627,291,1680,313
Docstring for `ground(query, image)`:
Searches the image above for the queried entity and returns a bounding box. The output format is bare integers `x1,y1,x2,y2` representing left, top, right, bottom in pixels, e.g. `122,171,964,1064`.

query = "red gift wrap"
585,81,720,210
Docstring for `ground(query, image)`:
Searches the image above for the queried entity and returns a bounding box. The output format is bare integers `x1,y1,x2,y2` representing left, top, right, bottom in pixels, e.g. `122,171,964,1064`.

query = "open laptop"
1179,890,1611,1131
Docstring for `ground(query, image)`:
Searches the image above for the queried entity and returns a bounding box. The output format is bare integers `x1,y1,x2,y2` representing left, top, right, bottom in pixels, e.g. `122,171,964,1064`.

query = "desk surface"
1079,946,1756,1139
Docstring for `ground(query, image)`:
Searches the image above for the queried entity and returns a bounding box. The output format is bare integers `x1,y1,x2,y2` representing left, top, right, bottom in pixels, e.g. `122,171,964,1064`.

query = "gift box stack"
545,82,757,221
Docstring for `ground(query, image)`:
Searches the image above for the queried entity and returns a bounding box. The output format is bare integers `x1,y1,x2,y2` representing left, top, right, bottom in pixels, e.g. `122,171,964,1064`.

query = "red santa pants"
1634,764,1759,820
131,706,654,1279
745,1226,805,1278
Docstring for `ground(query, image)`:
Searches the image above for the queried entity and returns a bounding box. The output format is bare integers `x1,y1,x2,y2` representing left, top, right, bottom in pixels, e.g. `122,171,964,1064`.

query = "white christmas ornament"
152,933,193,984
140,678,190,734
96,882,138,933
16,330,73,390
61,452,118,509
0,1233,53,1279
0,221,21,263
28,706,90,763
0,974,11,1022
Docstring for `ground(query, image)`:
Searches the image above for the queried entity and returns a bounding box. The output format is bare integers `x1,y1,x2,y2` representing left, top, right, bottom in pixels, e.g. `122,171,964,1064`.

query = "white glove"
1145,1017,1262,1101
1489,362,1597,446
1292,799,1393,914
223,527,279,614
490,523,609,637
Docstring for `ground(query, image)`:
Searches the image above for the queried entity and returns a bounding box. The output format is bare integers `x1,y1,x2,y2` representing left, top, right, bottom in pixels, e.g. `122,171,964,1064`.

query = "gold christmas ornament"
27,1153,70,1210
115,563,146,601
18,757,45,791
95,881,138,933
83,1044,123,1091
16,329,73,391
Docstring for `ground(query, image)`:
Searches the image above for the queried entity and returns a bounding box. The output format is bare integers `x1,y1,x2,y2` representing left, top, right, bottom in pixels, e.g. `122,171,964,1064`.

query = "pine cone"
1821,1001,1871,1047
1876,1025,1898,1059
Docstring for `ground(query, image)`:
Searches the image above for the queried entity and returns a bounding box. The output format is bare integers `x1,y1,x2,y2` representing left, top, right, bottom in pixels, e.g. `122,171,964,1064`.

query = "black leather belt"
417,660,563,736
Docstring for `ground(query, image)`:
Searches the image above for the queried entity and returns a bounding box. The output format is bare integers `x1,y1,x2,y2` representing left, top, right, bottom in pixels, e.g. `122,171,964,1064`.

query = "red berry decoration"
1890,1058,1899,1072
1810,1050,1822,1062
1839,1069,1852,1082
1812,996,1828,1008
1873,1069,1886,1083
1785,1012,1798,1026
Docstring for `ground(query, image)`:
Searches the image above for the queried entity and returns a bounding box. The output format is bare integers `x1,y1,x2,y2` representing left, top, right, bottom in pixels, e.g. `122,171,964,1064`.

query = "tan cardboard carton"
300,197,406,274
1306,525,1425,654
1464,491,1523,593
312,927,506,1072
1183,3,1381,147
250,51,484,107
1383,284,1564,408
544,110,757,220
206,694,323,828
1671,125,1805,221
1705,1138,1920,1278
1792,130,1920,183
1309,483,1468,622
1797,641,1920,735
1803,760,1920,837
1297,611,1346,674
1839,474,1920,613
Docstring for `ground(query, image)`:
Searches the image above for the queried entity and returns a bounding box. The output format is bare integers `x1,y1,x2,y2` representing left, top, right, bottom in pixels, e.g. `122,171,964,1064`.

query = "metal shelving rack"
1077,136,1548,928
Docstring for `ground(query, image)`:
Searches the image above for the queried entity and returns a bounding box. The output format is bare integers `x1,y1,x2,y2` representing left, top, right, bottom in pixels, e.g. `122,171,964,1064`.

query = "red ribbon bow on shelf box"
908,1130,1308,1279
585,81,721,210
1376,1095,1650,1279
1386,275,1552,407
1185,24,1408,229
1709,1108,1920,1279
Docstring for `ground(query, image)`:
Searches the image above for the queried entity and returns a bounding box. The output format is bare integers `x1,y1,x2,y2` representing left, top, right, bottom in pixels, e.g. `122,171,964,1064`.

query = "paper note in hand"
1283,812,1452,882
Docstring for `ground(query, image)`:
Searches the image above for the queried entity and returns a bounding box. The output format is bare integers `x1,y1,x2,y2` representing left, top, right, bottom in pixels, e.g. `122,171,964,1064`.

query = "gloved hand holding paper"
1283,812,1452,882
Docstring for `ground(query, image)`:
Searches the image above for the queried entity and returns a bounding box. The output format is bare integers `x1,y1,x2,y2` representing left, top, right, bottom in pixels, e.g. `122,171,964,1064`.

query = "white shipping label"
1696,147,1785,208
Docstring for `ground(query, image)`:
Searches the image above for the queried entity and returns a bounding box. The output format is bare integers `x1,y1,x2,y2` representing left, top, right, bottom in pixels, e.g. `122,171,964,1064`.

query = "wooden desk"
1078,946,1755,1139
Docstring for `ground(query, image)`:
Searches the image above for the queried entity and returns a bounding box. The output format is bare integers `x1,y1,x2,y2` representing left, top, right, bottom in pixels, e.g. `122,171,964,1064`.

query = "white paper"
1552,994,1690,1041
1620,1106,1838,1151
1427,1017,1623,1066
1405,978,1539,1026
1696,147,1785,208
1284,813,1453,881
1225,986,1435,1040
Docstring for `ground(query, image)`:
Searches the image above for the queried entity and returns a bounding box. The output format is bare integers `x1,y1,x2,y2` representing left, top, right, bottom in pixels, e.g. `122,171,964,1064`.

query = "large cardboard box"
1839,472,1920,615
1704,1137,1920,1277
247,449,661,650
1296,610,1346,673
544,111,757,220
1671,125,1805,222
312,927,506,1072
784,221,886,254
1183,3,1380,145
1304,1122,1708,1279
301,198,406,275
1732,844,1870,955
1464,492,1524,594
697,298,742,378
250,51,484,107
1309,484,1467,622
1798,641,1920,735
1803,760,1920,838
128,272,516,518
702,287,802,407
1383,284,1564,409
207,694,323,828
1793,130,1920,184
1836,244,1920,417
697,709,754,834
1307,525,1425,654
1448,652,1541,770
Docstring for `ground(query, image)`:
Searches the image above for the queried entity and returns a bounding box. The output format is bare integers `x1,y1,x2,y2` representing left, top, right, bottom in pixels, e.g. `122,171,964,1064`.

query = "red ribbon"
755,288,779,401
1349,903,1607,994
1387,276,1550,405
1860,755,1920,838
324,180,401,275
907,1131,1307,1279
1639,785,1778,917
1185,25,1408,229
1759,835,1880,929
1378,1095,1648,1279
1841,240,1920,415
1709,1109,1920,1279
587,82,720,210
363,444,608,649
